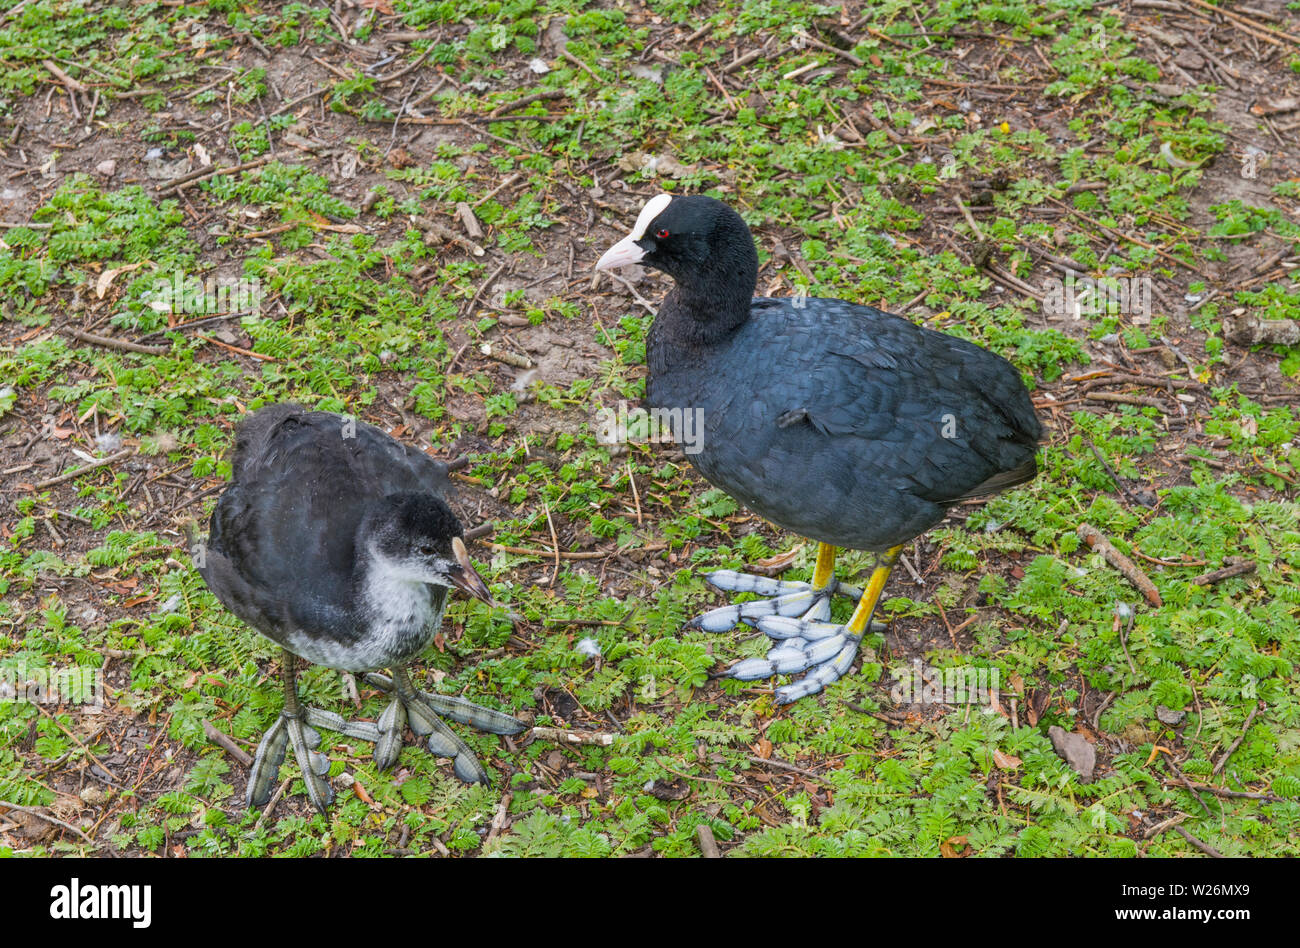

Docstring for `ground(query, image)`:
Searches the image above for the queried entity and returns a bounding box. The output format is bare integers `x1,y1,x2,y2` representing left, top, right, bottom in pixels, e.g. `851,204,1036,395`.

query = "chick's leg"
246,650,334,813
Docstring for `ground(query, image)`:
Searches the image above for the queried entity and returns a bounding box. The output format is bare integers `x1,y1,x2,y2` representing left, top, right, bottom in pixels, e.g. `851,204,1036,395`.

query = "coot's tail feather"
943,455,1040,504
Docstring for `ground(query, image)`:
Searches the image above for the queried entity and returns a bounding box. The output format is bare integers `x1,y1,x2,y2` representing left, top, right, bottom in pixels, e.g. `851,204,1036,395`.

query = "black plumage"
597,194,1042,702
648,294,1042,550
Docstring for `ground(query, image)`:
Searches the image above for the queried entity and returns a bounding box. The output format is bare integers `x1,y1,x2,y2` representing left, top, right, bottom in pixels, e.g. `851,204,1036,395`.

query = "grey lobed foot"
693,571,885,704
364,672,526,785
247,711,334,813
689,570,873,633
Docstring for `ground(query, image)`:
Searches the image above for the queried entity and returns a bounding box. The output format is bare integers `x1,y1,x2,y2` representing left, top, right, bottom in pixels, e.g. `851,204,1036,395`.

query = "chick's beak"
448,536,493,603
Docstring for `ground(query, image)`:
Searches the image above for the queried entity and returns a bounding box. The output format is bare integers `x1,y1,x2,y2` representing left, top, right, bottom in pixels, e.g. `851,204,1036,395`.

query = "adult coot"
197,404,524,811
596,194,1042,703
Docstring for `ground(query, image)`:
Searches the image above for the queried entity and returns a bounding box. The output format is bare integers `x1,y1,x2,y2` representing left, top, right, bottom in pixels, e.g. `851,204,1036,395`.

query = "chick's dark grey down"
198,404,525,809
200,403,456,669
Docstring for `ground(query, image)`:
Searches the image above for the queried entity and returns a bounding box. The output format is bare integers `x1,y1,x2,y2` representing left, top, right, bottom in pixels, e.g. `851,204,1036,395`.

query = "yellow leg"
845,545,902,635
810,542,837,590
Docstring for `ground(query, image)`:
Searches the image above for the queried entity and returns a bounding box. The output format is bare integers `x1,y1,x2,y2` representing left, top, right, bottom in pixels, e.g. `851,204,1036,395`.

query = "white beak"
595,192,673,272
595,234,646,271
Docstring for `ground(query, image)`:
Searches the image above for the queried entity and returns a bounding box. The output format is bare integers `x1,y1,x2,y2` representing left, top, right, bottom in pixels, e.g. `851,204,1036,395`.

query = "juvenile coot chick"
197,404,524,811
597,194,1042,703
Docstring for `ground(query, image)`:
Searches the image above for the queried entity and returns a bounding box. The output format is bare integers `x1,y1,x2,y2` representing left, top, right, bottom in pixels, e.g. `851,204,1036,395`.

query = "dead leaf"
1250,97,1298,117
1049,725,1097,783
988,690,1007,718
1145,743,1173,766
646,778,690,801
940,835,970,858
95,262,146,299
992,749,1021,770
748,545,803,576
754,738,773,760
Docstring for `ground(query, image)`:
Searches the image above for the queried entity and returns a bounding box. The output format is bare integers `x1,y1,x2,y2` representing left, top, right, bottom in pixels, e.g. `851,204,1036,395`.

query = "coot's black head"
362,492,491,601
596,194,759,301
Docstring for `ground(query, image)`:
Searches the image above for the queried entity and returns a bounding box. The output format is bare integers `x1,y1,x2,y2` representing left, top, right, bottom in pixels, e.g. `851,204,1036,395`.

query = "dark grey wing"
808,302,1041,504
345,417,453,501
232,405,452,500
201,409,365,647
690,300,1041,549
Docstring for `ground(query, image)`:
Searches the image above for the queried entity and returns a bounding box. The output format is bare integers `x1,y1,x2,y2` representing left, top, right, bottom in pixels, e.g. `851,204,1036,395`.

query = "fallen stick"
42,59,87,93
1172,825,1223,858
1190,558,1256,586
1181,782,1290,803
0,799,97,848
31,448,135,490
202,718,253,768
155,156,274,195
1213,702,1262,776
485,790,512,844
489,88,566,117
137,312,250,341
529,726,615,747
1077,523,1163,607
1085,392,1169,410
488,542,670,561
695,823,722,858
66,328,168,356
479,342,533,369
196,333,276,361
1177,0,1300,49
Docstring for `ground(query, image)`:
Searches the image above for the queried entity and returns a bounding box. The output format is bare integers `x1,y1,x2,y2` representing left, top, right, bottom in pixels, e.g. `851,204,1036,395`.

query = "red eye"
656,228,669,239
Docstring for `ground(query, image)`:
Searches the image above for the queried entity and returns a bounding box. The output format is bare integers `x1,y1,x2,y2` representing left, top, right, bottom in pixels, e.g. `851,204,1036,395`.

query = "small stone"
94,159,116,178
1048,725,1097,784
1155,705,1186,726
